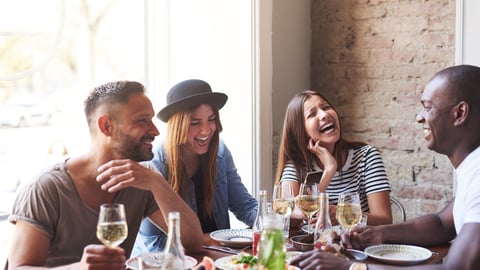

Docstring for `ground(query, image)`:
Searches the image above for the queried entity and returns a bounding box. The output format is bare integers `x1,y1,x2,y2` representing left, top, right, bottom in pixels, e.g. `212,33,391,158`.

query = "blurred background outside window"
0,0,253,262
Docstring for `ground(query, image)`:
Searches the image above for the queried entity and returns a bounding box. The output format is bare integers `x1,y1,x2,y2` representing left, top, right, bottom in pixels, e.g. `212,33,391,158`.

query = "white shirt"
453,146,480,234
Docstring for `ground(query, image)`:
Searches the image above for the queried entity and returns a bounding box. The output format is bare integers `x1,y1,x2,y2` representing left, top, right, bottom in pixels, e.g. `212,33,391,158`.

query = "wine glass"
272,184,294,247
297,182,320,234
96,203,128,247
336,192,362,234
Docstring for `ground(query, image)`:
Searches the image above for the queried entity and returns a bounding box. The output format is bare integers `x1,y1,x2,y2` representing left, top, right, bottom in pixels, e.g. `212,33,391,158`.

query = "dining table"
127,227,450,269
188,230,451,267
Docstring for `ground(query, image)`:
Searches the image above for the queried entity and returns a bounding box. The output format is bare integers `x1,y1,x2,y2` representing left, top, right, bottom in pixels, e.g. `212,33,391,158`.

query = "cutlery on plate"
202,245,249,255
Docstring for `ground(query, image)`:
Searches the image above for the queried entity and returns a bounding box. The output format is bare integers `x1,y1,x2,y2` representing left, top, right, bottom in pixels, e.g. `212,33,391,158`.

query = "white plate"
214,253,301,270
364,244,432,265
210,229,253,247
214,254,255,270
125,252,197,269
301,224,343,234
285,251,303,264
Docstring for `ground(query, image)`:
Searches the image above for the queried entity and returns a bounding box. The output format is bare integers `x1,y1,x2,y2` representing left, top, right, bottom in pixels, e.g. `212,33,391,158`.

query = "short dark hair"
434,65,480,104
84,81,145,127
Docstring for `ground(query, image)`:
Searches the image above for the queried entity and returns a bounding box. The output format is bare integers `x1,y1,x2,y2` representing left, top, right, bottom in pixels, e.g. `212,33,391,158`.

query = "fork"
202,245,250,255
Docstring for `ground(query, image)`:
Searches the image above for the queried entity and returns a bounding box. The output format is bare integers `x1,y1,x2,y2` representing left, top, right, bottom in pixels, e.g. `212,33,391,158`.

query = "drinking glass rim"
100,203,125,208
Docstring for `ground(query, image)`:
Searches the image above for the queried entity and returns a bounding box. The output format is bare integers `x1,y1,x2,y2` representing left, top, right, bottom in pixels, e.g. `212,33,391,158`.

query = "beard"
113,132,154,162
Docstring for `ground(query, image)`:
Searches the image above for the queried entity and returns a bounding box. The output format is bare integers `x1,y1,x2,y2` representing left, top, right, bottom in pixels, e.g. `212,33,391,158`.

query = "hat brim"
157,92,228,122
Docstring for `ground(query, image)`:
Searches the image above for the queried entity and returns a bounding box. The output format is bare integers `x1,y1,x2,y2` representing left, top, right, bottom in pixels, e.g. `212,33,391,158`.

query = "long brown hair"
165,105,223,218
275,90,365,183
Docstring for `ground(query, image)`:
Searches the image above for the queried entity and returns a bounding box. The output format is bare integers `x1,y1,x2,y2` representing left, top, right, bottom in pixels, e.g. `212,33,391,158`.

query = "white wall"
272,0,311,134
269,0,311,185
255,0,311,193
456,0,480,65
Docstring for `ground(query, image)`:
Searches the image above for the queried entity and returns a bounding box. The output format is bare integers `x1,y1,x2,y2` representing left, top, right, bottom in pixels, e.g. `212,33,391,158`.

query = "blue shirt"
132,140,257,256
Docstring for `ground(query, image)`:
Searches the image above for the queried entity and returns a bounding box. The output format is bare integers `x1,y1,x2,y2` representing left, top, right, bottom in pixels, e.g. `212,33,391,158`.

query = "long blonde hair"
165,105,222,217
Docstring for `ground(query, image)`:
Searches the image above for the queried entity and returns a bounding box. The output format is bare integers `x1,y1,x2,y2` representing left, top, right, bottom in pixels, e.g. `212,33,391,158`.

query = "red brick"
310,0,455,217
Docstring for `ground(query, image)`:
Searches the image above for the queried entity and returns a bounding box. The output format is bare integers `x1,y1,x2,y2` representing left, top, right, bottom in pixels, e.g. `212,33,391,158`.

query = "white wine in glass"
272,184,294,247
298,182,320,234
272,199,294,216
298,195,321,216
336,192,362,231
272,185,294,217
97,203,128,247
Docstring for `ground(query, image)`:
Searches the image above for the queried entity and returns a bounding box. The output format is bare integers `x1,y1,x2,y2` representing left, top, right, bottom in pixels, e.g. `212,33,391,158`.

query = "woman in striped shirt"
276,90,392,226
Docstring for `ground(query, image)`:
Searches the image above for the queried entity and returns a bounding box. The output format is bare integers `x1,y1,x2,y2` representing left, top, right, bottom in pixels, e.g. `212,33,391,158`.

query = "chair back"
390,197,406,224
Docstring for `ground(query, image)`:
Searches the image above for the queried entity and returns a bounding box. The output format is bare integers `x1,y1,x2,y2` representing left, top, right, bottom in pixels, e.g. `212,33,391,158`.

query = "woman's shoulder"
279,161,299,182
352,144,381,155
151,141,168,161
217,139,228,157
346,145,384,167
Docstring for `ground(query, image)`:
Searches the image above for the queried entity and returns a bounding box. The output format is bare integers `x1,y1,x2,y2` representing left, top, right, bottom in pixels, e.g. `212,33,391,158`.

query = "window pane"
147,0,254,228
0,0,145,260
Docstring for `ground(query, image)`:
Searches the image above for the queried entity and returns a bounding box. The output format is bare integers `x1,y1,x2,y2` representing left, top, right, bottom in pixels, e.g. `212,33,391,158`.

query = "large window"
146,1,254,194
0,0,257,261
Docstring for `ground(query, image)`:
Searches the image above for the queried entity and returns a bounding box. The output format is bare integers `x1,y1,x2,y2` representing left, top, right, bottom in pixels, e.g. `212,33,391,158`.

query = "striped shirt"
280,145,391,212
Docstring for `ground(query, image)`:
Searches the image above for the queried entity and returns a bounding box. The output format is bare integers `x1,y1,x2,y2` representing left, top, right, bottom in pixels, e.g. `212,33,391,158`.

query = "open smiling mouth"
142,136,155,146
195,136,209,145
423,128,431,137
320,123,335,133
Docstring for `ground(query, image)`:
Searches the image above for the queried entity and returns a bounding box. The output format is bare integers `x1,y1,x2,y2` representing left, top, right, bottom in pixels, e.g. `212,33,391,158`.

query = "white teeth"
320,123,334,132
196,136,208,142
423,129,430,135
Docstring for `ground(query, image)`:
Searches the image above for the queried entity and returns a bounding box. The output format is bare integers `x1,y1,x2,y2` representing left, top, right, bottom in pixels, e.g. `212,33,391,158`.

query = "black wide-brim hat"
157,79,228,122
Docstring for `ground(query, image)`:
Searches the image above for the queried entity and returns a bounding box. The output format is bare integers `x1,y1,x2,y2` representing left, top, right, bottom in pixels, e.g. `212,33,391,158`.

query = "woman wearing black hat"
132,79,257,255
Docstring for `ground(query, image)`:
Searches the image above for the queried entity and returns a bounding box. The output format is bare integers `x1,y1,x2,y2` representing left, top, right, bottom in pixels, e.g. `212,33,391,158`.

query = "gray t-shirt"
9,162,158,267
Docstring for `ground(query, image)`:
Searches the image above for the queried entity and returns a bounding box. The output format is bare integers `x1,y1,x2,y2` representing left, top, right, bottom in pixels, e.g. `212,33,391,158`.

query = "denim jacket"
132,140,257,256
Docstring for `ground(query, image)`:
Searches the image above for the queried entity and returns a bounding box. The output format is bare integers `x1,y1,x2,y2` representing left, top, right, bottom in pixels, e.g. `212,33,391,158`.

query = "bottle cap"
168,211,180,219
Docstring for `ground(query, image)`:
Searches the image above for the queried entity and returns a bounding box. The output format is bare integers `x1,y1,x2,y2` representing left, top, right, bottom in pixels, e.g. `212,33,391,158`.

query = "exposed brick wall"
310,0,455,219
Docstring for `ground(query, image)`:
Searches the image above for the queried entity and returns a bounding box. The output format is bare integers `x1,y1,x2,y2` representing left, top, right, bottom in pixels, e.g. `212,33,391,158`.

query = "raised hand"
308,139,337,172
96,159,166,192
308,139,337,192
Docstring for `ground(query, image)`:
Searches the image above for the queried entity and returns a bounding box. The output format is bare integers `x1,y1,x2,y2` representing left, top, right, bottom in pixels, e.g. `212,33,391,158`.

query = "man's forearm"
382,214,452,246
151,181,204,252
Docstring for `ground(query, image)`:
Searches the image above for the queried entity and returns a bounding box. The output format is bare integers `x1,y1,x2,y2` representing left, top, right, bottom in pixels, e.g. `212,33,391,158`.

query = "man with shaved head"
290,65,480,270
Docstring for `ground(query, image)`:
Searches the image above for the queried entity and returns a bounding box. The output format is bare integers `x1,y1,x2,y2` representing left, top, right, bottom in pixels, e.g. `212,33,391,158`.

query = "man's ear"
97,115,113,135
453,101,469,127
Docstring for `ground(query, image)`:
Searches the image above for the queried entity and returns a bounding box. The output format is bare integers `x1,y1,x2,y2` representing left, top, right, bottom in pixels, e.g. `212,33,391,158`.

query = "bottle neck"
164,216,184,255
258,194,267,214
167,218,181,240
317,193,331,226
253,191,268,231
